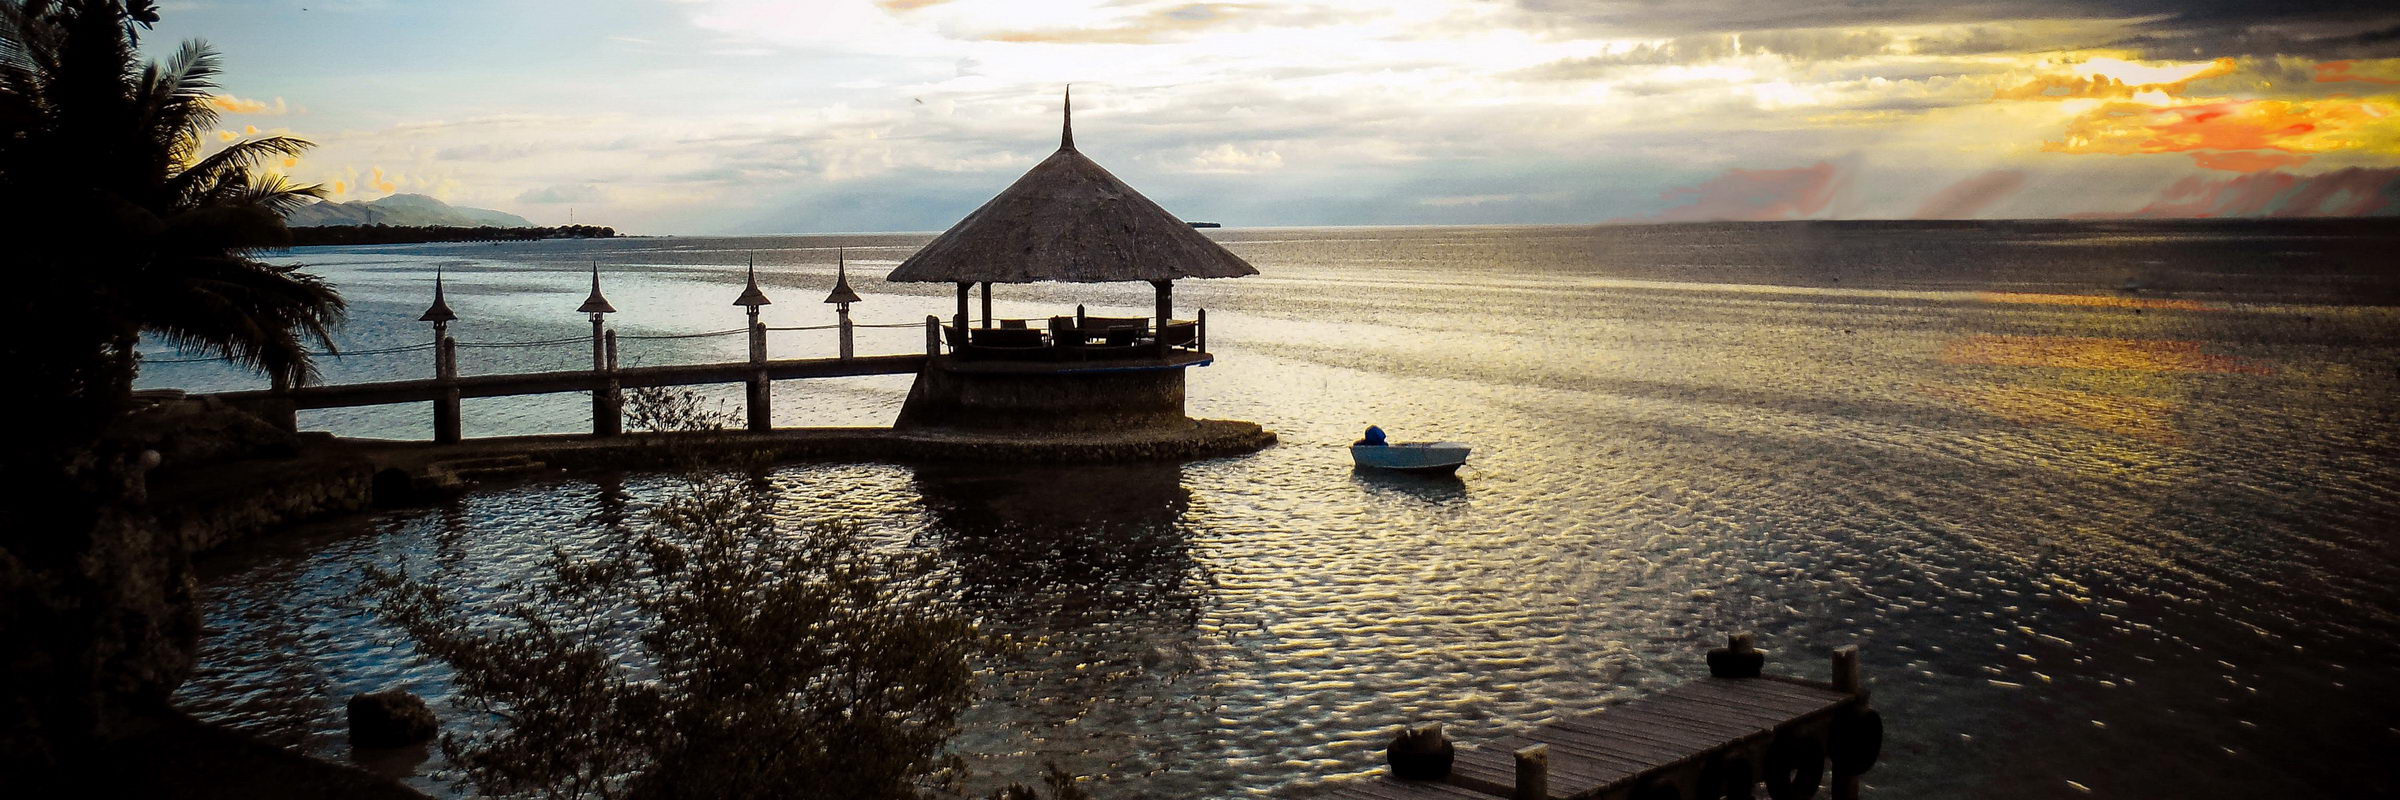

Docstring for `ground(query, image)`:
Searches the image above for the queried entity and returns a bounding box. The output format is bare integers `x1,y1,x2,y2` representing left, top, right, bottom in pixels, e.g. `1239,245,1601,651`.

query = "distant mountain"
285,193,532,228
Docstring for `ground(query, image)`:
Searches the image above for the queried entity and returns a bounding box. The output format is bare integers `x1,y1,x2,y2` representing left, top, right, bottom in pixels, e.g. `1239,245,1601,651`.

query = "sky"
149,0,2400,233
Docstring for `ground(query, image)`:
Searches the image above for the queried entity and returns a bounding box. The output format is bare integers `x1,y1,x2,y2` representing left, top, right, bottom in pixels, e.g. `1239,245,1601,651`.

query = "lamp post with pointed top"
421,269,463,443
826,248,862,360
734,254,773,431
579,261,622,436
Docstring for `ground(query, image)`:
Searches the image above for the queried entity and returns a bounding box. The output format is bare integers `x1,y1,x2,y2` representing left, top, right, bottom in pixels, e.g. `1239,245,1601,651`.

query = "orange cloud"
2189,151,2310,172
206,94,283,114
2314,59,2400,85
2043,97,2397,157
1996,58,2235,102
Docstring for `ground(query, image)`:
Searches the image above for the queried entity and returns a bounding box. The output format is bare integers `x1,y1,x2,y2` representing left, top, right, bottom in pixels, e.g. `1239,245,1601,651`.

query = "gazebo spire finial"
1061,85,1074,151
735,251,772,307
578,259,616,314
824,246,862,305
420,265,458,322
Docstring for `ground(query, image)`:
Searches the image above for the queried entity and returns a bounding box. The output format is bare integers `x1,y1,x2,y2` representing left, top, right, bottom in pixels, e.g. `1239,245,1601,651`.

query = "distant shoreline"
282,224,618,247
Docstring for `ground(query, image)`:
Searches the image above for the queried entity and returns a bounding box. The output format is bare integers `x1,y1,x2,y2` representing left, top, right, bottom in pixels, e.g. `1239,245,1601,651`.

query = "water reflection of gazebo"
886,89,1257,361
889,90,1258,434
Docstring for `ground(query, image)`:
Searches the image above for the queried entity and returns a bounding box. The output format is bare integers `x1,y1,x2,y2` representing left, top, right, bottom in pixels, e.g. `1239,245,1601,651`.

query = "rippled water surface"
163,222,2400,798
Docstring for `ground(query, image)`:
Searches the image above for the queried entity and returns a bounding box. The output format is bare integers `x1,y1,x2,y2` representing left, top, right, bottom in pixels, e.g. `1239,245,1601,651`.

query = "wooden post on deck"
1196,308,1207,352
1832,644,1867,800
1513,744,1548,800
955,282,971,331
594,330,622,436
980,281,993,329
1076,304,1086,325
925,315,940,356
434,335,461,443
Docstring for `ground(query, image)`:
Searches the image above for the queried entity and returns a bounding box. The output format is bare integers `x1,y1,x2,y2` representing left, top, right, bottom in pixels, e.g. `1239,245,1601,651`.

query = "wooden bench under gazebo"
888,89,1258,433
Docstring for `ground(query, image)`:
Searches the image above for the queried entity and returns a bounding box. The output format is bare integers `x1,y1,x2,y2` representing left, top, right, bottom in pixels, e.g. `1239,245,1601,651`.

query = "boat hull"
1351,442,1471,474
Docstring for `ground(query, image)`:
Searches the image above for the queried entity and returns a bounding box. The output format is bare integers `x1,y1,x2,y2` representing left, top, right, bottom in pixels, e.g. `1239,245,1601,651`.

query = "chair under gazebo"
887,89,1257,432
886,88,1256,362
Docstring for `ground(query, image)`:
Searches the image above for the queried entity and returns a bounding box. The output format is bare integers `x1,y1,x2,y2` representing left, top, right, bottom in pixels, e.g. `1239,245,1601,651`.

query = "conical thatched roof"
887,90,1258,284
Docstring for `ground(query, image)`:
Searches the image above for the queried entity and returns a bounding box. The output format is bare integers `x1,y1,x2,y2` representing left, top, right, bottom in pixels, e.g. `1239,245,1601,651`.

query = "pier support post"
434,335,461,444
1832,646,1862,694
1513,744,1548,800
746,319,771,431
746,372,771,432
594,330,622,436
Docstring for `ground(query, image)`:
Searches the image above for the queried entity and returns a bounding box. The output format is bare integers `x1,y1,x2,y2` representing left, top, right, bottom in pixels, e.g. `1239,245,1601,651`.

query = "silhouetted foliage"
369,472,988,800
1,0,342,468
286,223,617,247
618,387,734,435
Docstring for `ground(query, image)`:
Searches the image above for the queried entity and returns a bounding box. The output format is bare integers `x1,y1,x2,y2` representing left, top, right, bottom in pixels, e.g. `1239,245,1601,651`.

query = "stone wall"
895,358,1192,433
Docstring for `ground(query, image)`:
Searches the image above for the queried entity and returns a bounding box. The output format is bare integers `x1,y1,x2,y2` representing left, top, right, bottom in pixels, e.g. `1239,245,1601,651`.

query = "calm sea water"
160,222,2400,798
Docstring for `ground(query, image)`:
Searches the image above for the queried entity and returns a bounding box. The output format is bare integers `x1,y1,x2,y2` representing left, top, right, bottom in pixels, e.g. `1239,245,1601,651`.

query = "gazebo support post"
954,282,971,331
1152,279,1172,330
980,281,993,329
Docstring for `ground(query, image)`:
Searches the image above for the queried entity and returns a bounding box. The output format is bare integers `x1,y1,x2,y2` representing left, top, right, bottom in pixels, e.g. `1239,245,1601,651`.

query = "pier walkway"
1323,639,1881,800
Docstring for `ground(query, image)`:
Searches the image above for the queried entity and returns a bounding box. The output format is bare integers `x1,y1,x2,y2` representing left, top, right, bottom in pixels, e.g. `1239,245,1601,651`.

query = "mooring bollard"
1709,632,1766,678
1513,744,1548,800
1387,723,1454,780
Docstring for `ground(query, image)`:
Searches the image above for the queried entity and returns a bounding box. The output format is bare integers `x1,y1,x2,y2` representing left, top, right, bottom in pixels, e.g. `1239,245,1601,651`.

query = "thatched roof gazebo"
888,88,1256,332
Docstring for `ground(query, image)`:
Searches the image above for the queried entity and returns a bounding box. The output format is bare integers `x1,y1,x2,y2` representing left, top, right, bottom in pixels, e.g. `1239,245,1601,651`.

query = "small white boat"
1351,441,1472,475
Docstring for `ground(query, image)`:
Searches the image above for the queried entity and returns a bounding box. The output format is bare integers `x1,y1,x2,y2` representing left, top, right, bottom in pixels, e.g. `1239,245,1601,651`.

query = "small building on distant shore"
887,89,1259,435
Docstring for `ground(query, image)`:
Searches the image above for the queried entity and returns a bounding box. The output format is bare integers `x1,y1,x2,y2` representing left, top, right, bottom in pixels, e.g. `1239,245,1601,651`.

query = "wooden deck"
1314,644,1877,800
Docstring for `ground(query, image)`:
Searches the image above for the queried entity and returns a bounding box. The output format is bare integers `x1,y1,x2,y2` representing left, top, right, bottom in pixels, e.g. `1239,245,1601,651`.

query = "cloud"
2042,97,2400,159
2315,59,2400,84
2190,151,2312,172
1641,161,1844,222
987,2,1339,44
876,0,953,10
207,94,285,114
1993,58,2236,102
2083,166,2400,217
1913,169,2027,218
517,184,610,204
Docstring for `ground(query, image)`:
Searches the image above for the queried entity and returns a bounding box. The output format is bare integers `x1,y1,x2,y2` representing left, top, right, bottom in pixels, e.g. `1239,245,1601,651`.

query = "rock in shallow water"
346,691,436,748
